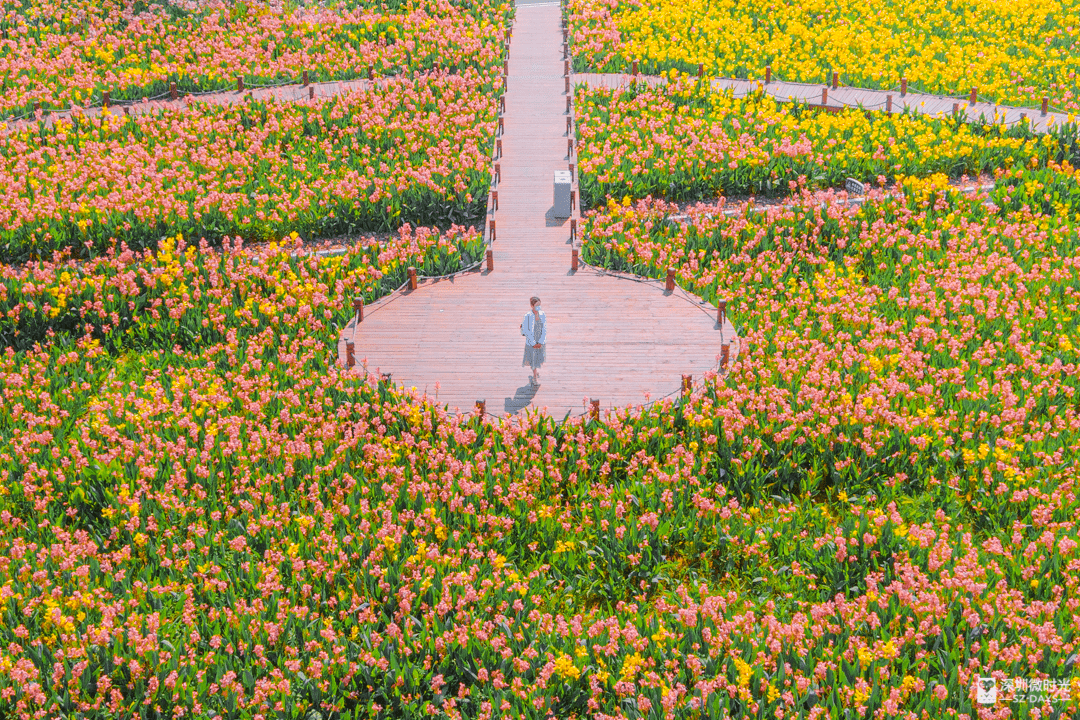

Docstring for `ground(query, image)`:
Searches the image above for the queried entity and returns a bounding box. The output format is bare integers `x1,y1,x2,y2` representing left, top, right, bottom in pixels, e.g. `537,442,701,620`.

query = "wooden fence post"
345,340,355,368
1042,97,1049,116
590,399,599,420
717,299,727,326
665,269,676,292
352,296,364,323
309,86,315,100
682,374,692,394
832,71,838,89
486,249,493,272
822,87,828,106
969,87,977,105
631,60,638,76
237,76,244,92
408,267,417,290
900,77,907,96
492,189,499,210
721,343,730,368
489,219,496,242
886,95,892,114
698,63,704,78
571,248,578,271
303,70,308,86
170,82,177,100
476,400,486,416
765,65,771,84
570,218,577,242
494,162,501,183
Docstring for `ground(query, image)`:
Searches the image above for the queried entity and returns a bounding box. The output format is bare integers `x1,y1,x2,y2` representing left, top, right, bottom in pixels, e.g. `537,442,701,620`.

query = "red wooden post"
720,343,730,368
631,60,638,76
34,100,40,112
345,340,355,368
568,137,573,156
886,95,893,114
496,139,502,158
564,59,570,76
952,102,959,116
698,63,704,78
565,75,570,93
570,218,577,241
969,87,977,105
822,87,828,106
102,90,110,108
503,60,509,76
476,399,486,416
124,106,130,116
352,296,364,323
566,96,571,113
1042,97,1049,115
486,249,493,272
492,189,498,210
309,86,315,100
408,267,417,290
566,116,571,134
569,162,575,180
570,189,576,208
494,163,501,183
571,248,578,271
682,374,692,394
498,116,504,134
237,76,244,92
831,71,838,89
303,70,309,86
368,65,374,80
665,268,676,292
170,82,177,100
900,77,907,96
765,64,771,84
489,219,496,242
590,398,600,420
500,94,506,112
717,299,727,326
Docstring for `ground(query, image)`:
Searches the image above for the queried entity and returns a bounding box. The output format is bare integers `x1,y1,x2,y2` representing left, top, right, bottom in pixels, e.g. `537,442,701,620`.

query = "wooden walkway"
337,2,738,419
576,74,1071,133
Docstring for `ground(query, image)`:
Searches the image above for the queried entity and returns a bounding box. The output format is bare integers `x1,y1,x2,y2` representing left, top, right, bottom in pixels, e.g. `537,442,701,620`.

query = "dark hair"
530,296,541,307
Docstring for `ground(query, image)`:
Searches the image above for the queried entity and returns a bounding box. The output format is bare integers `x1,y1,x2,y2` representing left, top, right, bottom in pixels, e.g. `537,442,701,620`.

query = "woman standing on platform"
521,296,547,386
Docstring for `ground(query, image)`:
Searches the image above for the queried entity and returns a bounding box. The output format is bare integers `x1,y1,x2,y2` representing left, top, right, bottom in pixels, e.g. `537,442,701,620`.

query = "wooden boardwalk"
576,74,1072,134
337,2,738,419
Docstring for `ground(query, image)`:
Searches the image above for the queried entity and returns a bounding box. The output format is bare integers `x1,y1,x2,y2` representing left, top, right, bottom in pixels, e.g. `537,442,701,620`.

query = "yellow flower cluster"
587,0,1080,106
553,653,582,680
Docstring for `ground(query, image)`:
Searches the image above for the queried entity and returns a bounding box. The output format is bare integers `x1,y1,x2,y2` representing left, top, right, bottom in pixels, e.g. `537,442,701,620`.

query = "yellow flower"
553,653,581,680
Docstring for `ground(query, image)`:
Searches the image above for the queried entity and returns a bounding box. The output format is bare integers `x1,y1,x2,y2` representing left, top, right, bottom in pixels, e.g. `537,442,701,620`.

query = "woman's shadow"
504,379,538,414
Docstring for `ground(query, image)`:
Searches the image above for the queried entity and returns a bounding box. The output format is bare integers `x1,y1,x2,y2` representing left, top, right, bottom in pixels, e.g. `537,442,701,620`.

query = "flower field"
567,0,1080,110
575,75,1076,208
0,68,500,264
3,169,1080,715
3,0,1080,717
0,0,513,119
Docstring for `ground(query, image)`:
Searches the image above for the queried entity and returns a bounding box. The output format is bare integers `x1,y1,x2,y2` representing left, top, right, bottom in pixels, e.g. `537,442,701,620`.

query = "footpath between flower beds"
336,0,739,420
575,72,1071,133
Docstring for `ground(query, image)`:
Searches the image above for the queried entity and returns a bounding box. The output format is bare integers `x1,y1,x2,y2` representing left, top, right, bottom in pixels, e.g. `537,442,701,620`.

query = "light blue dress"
522,310,546,369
